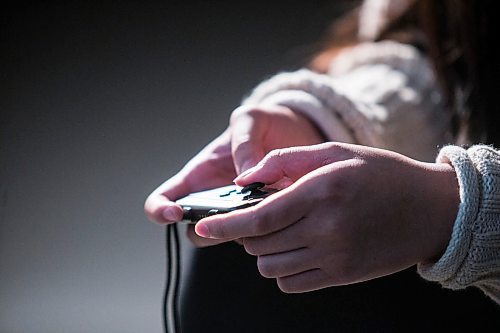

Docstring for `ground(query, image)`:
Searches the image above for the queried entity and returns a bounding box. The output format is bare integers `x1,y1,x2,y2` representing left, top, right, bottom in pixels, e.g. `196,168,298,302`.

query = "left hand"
144,104,323,247
194,143,459,293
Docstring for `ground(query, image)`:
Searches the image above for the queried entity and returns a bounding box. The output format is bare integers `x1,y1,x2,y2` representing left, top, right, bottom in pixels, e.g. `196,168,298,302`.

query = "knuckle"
229,105,248,122
244,107,266,119
322,141,343,152
264,147,287,164
249,210,267,236
232,139,253,155
311,172,344,203
272,147,287,158
230,105,265,124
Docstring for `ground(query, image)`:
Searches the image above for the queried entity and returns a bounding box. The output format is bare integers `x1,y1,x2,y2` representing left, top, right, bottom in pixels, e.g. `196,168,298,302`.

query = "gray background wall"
0,2,351,332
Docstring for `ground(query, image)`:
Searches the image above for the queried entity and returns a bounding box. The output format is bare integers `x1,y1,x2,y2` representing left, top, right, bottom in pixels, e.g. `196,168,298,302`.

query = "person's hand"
144,105,324,247
144,129,238,247
194,143,460,292
228,104,324,174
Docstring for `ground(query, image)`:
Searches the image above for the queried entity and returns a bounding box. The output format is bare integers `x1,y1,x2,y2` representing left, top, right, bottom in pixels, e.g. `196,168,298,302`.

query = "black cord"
164,223,181,333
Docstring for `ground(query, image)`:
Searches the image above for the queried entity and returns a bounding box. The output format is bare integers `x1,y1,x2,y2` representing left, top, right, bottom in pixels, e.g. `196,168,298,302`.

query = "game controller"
175,182,276,223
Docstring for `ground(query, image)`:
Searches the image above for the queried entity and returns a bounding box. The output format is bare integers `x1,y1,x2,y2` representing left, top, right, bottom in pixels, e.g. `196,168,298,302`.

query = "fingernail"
162,209,178,221
195,223,211,238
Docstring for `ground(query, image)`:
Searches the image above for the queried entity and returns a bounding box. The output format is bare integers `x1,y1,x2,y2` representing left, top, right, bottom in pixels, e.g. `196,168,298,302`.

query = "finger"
277,269,333,293
144,195,184,224
256,247,316,279
242,217,310,256
185,224,233,247
234,142,354,186
144,176,193,224
230,107,268,173
195,182,310,240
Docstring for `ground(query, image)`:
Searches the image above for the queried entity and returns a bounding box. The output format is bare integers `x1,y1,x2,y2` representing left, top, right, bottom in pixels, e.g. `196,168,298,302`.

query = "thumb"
230,107,269,174
232,137,265,174
234,142,354,186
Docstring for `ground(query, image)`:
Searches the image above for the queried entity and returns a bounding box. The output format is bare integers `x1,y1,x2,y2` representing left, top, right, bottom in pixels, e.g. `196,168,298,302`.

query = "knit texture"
418,145,500,304
242,41,452,162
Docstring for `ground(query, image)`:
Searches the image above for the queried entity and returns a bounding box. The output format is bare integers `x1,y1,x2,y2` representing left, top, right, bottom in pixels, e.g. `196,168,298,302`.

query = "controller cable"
162,183,265,333
164,223,181,333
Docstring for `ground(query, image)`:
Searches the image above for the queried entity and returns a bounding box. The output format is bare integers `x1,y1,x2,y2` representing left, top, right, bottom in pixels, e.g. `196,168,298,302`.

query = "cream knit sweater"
241,40,500,303
243,41,452,162
419,145,500,304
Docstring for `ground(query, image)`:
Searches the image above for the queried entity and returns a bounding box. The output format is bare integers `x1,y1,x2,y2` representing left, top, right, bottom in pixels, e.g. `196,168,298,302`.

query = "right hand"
228,105,325,175
144,105,324,247
195,142,459,292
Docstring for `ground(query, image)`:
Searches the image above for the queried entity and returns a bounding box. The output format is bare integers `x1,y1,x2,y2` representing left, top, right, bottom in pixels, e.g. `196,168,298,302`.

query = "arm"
146,41,447,225
242,41,453,161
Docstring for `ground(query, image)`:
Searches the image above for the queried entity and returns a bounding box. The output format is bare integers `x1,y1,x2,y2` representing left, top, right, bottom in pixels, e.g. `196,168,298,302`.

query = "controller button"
207,209,219,216
241,182,265,194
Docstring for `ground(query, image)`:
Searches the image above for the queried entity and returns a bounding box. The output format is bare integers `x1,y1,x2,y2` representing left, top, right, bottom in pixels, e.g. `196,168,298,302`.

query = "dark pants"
180,242,499,332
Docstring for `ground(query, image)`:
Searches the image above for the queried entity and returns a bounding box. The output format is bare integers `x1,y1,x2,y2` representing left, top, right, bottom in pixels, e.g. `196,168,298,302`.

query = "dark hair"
419,0,497,145
310,0,498,145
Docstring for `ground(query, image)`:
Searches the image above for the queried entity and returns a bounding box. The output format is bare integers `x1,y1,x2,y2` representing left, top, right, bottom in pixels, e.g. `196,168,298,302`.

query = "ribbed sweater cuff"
418,145,500,305
243,89,355,143
241,69,374,145
417,145,479,285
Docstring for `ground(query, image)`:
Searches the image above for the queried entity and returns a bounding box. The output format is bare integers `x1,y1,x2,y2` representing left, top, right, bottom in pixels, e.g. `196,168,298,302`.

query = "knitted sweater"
243,41,452,162
418,145,500,304
241,41,500,303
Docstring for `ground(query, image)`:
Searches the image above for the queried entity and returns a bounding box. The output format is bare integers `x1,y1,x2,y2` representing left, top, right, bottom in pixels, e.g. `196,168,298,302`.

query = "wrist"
419,161,460,264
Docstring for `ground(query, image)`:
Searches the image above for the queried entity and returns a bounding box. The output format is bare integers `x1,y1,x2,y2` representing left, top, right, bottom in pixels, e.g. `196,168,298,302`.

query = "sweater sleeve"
418,145,500,304
242,41,452,162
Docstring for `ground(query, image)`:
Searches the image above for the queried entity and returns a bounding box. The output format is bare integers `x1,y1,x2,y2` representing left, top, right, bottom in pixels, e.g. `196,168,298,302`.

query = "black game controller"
175,182,276,223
